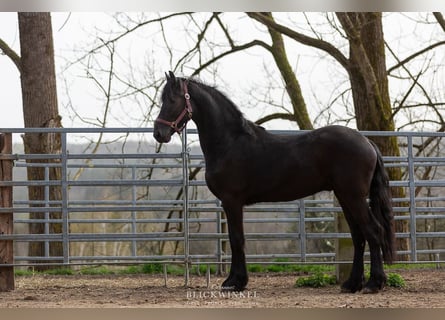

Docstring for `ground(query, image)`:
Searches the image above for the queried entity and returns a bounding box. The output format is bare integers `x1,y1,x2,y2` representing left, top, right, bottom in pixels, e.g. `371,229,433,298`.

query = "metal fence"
1,127,445,275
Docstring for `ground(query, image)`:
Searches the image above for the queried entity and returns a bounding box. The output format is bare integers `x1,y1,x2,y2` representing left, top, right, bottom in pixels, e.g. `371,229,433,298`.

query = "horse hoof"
362,286,380,294
222,275,248,292
340,280,363,293
340,287,356,293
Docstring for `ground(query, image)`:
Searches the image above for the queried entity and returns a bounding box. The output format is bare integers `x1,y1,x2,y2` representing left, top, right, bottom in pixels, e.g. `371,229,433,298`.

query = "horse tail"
368,140,396,264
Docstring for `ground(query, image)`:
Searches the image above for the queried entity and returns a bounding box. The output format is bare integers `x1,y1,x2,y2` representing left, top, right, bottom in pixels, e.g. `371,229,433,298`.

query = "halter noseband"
156,80,193,134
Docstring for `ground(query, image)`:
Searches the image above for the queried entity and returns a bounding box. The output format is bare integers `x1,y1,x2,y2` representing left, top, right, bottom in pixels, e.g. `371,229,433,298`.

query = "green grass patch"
165,264,185,275
38,268,75,276
247,264,263,272
295,272,337,288
54,268,73,275
365,271,406,288
14,269,34,276
141,263,164,274
247,260,334,274
385,263,441,271
386,272,406,288
121,263,167,274
190,264,217,275
79,266,115,275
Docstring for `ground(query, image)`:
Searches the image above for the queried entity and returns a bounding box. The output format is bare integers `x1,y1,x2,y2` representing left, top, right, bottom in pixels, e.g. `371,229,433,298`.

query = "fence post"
407,135,417,261
299,199,306,262
0,133,14,291
181,129,190,286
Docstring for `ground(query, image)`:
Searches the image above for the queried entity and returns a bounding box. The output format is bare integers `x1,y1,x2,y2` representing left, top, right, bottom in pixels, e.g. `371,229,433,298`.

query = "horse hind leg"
361,207,388,294
339,207,366,293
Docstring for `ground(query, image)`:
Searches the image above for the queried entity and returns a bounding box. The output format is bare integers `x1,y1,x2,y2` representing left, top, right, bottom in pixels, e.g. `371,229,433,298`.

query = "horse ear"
168,71,176,83
165,72,170,81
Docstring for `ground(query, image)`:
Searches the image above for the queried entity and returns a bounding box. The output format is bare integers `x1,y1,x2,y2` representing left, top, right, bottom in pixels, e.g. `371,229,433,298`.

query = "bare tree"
0,13,63,269
19,12,63,268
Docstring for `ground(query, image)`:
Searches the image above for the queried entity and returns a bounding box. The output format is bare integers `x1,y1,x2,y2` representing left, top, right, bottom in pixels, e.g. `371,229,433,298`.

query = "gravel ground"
0,268,444,308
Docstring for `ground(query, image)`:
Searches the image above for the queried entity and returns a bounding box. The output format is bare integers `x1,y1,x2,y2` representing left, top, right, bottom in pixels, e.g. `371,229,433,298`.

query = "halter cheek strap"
156,80,193,134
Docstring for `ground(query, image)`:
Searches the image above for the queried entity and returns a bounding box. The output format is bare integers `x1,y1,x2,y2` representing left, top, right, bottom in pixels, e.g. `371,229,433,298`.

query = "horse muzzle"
153,122,173,143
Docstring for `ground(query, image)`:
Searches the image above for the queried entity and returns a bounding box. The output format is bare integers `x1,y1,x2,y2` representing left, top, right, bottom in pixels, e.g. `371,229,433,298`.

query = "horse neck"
189,83,243,155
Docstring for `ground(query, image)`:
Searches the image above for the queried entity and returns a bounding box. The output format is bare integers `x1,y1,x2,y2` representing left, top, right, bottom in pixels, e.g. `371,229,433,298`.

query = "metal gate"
1,128,445,275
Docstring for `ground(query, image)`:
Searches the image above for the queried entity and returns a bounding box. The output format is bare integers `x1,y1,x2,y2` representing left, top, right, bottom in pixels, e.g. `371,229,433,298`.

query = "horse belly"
245,165,330,204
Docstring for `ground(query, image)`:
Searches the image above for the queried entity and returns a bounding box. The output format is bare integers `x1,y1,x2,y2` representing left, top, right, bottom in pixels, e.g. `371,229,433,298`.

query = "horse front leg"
221,201,248,291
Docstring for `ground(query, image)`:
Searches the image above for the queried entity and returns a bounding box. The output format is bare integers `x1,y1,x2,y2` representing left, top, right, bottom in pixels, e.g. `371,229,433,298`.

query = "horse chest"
204,159,248,198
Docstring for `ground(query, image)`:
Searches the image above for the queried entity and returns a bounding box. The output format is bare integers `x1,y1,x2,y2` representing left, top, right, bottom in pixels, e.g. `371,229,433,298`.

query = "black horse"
154,71,395,294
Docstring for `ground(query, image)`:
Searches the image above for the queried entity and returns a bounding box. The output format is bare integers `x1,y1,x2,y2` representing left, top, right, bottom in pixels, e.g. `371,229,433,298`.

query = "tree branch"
172,13,271,77
255,112,296,125
387,40,445,74
391,71,422,119
174,13,220,72
433,12,445,32
191,40,271,76
215,14,235,48
0,38,22,73
386,41,441,124
335,12,361,41
66,12,192,70
414,122,445,156
246,12,350,71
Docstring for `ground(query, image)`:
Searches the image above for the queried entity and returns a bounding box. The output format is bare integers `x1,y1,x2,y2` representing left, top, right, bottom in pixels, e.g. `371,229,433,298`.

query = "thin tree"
0,12,63,269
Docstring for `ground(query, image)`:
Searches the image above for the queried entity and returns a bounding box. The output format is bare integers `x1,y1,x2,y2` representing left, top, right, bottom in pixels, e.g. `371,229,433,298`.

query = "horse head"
153,71,193,143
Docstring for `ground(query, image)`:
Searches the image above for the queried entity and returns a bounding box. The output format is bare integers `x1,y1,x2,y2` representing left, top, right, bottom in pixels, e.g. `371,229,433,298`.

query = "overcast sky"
0,12,91,128
1,12,321,131
1,11,445,141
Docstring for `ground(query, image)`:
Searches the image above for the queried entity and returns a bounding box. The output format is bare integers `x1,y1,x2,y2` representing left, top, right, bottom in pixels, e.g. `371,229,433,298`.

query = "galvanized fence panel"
1,127,445,274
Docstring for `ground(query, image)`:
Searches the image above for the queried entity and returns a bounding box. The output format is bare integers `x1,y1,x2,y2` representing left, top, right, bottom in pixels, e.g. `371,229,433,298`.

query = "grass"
13,261,435,282
386,272,406,288
294,271,406,289
384,262,440,270
247,259,334,274
295,272,337,288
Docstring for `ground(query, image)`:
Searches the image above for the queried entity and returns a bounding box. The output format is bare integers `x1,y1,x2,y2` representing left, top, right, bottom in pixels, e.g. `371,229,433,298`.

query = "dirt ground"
1,268,444,308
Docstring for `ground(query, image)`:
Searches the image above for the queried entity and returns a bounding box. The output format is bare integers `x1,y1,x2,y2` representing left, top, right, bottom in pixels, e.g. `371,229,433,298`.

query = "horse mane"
187,77,260,135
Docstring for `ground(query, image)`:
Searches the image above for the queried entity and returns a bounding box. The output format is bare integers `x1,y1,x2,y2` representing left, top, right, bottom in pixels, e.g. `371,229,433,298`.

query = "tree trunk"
336,12,409,260
18,12,63,269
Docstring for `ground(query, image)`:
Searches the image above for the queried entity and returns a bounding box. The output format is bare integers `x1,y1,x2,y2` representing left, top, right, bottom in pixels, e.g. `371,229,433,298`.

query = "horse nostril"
153,129,172,143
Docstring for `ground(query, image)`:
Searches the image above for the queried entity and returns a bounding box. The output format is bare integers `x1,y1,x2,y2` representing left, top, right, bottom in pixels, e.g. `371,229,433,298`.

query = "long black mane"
189,78,244,119
184,78,260,135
